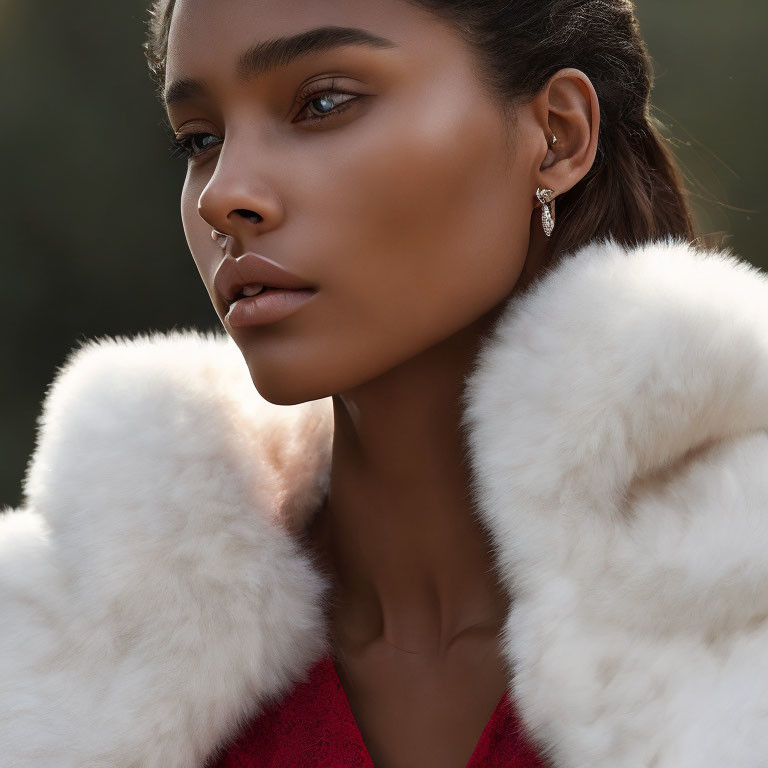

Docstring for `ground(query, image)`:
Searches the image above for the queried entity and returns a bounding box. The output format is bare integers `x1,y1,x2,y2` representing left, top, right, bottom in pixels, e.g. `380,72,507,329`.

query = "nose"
196,141,285,243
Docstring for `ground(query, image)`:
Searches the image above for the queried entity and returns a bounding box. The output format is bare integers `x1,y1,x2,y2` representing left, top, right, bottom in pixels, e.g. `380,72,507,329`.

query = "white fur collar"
2,236,768,767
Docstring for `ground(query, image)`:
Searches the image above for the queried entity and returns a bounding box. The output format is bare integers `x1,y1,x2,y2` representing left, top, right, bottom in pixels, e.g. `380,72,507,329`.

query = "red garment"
211,655,546,767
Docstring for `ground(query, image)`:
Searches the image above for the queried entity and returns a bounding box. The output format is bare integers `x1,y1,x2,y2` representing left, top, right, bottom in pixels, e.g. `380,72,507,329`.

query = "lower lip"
225,288,318,328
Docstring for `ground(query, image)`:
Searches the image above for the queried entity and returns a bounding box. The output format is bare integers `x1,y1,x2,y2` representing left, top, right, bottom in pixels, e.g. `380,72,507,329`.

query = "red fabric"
210,655,547,767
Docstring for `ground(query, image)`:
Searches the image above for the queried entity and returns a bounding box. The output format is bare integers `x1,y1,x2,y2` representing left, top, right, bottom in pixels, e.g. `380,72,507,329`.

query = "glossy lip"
225,287,319,329
213,252,316,306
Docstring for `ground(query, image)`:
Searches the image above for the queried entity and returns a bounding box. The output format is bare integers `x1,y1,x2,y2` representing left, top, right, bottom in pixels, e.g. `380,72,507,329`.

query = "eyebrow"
163,25,397,109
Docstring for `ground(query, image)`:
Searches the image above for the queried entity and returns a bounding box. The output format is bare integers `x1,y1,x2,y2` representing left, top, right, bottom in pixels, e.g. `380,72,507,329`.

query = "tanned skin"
164,1,599,765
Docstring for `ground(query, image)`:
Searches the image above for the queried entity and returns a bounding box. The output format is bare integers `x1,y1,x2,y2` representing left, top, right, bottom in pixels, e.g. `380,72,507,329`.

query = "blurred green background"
1,2,766,509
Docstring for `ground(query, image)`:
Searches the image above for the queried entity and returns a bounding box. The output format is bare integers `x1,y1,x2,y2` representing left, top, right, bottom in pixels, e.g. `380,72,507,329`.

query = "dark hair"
144,0,698,268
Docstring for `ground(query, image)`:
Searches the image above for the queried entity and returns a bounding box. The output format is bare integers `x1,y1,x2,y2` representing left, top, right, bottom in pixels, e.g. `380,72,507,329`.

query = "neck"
307,302,511,660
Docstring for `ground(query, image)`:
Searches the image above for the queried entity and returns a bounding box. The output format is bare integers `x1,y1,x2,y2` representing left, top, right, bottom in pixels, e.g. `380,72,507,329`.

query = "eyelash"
169,87,358,161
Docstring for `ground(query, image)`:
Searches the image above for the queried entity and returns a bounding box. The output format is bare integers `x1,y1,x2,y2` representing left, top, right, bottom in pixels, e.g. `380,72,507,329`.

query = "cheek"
249,102,533,400
180,174,218,290
181,174,203,252
309,98,531,343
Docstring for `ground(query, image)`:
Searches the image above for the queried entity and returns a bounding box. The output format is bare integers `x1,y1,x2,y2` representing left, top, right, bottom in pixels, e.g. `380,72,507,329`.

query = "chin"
241,353,332,406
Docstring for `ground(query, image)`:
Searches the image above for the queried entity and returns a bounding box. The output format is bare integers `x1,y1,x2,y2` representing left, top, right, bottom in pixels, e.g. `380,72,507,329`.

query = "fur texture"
2,236,767,767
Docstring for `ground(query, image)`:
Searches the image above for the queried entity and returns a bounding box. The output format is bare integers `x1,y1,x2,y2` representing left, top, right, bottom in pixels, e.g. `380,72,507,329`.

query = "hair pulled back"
144,0,697,268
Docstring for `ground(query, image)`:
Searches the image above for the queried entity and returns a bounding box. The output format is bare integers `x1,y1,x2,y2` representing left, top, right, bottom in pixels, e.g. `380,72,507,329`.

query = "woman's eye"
170,132,222,161
169,89,360,161
294,90,359,125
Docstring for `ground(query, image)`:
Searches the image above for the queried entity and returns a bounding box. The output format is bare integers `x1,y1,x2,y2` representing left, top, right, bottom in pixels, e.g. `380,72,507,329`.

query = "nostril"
234,209,263,224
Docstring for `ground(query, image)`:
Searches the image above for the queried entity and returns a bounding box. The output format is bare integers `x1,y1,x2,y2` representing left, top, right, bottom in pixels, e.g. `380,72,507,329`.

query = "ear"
532,68,600,200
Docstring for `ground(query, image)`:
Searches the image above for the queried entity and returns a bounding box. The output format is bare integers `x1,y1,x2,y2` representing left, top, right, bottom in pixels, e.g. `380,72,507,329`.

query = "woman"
2,0,767,766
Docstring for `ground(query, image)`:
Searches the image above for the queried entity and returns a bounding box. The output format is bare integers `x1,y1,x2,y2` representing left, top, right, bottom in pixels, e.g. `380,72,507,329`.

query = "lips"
214,252,316,306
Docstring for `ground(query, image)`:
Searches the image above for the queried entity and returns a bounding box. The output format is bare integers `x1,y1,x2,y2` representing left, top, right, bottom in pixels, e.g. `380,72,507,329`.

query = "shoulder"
21,327,334,529
462,235,768,767
464,234,768,483
1,328,334,766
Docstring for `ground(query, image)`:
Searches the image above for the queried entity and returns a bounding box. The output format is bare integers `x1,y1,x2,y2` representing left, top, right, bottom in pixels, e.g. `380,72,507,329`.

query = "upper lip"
213,252,316,305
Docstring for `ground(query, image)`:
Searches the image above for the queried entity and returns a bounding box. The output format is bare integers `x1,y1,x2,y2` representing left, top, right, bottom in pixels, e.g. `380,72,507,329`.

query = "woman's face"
165,0,542,404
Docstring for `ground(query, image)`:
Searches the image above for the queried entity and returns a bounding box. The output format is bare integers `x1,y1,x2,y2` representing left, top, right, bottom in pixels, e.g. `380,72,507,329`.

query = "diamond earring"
536,187,556,237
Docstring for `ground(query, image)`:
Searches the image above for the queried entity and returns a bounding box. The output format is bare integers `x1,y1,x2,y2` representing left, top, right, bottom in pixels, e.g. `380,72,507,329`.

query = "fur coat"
2,236,768,768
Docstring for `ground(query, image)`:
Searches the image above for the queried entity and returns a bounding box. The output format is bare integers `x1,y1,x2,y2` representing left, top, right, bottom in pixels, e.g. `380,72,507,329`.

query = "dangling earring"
536,187,556,237
535,134,558,237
